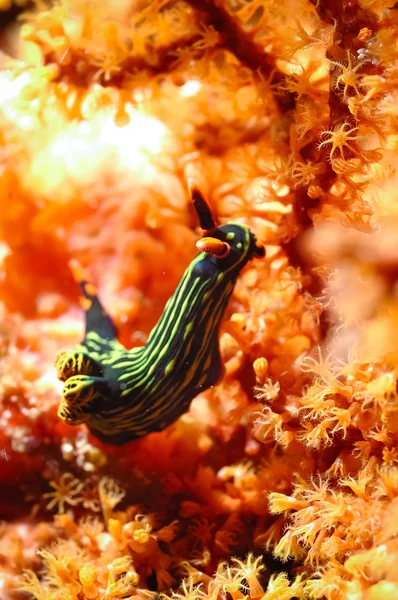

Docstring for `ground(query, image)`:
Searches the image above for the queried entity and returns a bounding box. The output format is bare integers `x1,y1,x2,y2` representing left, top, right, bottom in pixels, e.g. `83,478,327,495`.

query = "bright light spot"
100,107,168,169
48,109,167,177
0,71,32,102
0,72,37,130
2,80,171,199
51,136,93,168
16,524,29,537
180,80,201,97
36,368,63,393
0,242,11,265
18,115,36,130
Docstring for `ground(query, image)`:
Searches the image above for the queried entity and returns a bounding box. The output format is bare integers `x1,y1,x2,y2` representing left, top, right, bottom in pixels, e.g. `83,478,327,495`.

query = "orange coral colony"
0,0,398,599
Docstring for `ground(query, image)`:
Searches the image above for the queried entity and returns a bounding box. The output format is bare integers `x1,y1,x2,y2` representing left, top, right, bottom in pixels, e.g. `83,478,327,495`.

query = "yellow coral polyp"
231,554,265,598
318,122,362,160
212,562,246,600
43,473,84,513
79,564,98,599
133,523,152,544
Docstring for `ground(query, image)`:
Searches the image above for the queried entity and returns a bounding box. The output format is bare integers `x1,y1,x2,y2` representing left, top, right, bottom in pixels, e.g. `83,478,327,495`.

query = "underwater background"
0,0,398,598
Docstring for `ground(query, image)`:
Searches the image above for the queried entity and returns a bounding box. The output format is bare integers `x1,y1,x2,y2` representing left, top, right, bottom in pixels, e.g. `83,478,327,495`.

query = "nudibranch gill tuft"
56,181,265,445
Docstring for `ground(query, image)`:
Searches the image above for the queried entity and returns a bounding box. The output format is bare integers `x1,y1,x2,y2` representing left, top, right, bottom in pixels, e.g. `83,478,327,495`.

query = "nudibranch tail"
188,178,217,232
69,259,117,343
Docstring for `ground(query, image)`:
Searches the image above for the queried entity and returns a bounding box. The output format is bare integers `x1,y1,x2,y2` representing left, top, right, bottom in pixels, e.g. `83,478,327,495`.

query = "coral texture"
0,0,397,599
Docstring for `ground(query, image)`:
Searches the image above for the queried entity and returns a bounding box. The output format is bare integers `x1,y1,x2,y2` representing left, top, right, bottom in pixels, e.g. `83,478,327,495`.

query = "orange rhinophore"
69,259,91,286
85,283,98,297
69,259,96,311
80,297,93,311
196,237,231,258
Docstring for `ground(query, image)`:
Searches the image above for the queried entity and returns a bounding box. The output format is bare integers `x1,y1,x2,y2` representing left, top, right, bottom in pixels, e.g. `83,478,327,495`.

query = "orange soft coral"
0,0,398,598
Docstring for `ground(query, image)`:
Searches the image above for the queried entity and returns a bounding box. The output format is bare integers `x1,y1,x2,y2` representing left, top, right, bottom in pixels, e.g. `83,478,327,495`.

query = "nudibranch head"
188,178,265,270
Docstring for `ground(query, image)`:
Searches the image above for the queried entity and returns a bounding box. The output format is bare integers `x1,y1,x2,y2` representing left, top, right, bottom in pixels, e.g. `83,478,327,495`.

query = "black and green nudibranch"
56,181,265,445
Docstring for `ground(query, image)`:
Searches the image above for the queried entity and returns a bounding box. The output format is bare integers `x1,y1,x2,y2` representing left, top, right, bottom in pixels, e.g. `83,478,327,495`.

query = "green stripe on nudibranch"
56,180,265,445
164,359,176,376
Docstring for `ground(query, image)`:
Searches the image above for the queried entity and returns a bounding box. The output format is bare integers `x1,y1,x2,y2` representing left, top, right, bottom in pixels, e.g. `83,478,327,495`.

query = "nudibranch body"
56,182,265,445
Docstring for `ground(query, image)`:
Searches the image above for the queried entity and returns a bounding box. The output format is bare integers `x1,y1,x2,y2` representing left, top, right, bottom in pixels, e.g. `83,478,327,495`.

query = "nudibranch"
56,181,265,445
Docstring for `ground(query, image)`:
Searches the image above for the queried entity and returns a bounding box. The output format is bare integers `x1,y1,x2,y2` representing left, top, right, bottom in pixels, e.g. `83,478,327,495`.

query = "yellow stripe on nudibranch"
184,322,193,340
164,359,176,376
